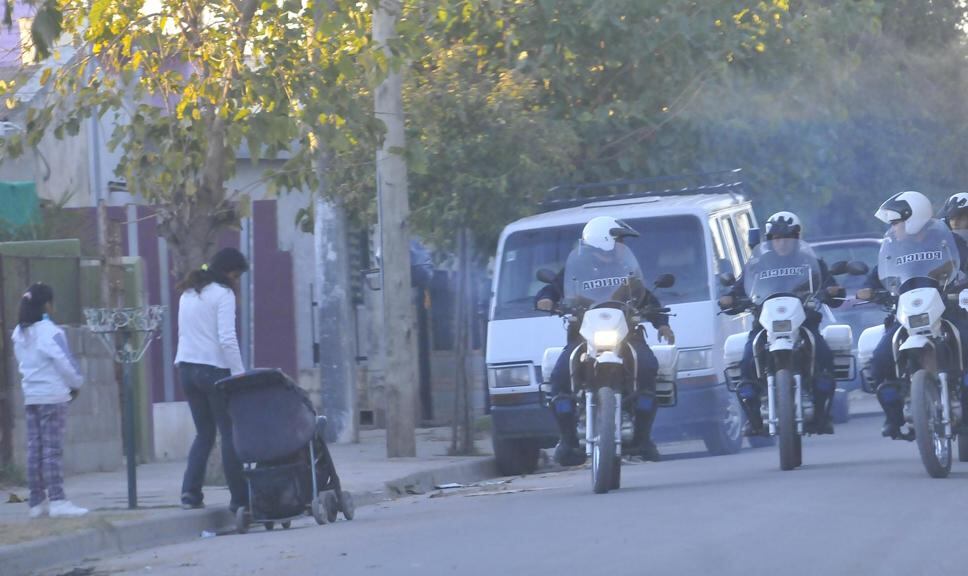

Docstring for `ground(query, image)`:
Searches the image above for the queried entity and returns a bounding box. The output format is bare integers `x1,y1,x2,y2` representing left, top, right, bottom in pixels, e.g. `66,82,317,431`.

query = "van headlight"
677,348,712,371
489,366,533,389
593,330,620,349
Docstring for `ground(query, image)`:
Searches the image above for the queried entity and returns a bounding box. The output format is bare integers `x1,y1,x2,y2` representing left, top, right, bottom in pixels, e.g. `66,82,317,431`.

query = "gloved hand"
657,325,676,345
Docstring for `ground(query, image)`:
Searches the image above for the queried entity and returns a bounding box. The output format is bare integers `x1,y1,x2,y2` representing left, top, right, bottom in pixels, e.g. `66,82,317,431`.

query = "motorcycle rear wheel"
592,387,617,494
911,370,952,478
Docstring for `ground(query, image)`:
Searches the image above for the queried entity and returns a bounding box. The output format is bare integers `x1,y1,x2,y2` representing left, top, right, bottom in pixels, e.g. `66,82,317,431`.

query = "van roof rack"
540,168,746,211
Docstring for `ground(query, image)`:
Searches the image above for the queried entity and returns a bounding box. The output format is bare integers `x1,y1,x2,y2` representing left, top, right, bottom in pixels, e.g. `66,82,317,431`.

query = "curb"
0,456,498,576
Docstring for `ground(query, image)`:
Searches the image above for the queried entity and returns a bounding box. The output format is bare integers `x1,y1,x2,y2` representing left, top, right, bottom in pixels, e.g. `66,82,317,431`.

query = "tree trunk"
374,0,419,458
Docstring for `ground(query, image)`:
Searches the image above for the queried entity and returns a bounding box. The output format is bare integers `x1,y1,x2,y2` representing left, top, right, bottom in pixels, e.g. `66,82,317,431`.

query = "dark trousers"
737,322,836,423
872,312,968,424
549,331,659,405
179,363,248,508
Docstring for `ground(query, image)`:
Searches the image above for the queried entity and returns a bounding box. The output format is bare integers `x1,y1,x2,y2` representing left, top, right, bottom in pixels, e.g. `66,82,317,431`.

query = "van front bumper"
489,392,558,447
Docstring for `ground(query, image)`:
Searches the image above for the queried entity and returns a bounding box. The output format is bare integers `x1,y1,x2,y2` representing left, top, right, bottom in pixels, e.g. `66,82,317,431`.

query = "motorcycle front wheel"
911,370,952,478
776,369,801,471
592,387,617,494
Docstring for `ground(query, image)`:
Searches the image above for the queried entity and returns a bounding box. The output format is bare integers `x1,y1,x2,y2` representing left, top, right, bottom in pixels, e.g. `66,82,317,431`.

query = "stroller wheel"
264,522,275,531
340,491,355,521
282,521,292,529
236,507,249,535
324,491,340,523
311,496,328,525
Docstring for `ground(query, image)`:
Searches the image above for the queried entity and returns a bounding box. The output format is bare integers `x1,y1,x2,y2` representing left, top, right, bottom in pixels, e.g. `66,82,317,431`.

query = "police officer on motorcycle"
718,211,845,436
858,191,968,439
536,216,675,466
942,193,968,242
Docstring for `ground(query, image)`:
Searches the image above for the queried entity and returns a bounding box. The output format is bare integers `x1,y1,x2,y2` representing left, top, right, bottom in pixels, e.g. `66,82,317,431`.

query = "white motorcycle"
722,239,856,471
538,242,678,494
856,219,968,478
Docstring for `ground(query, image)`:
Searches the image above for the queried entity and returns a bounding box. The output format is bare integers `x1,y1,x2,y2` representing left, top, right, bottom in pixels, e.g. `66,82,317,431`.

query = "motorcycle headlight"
909,313,930,329
772,320,792,333
677,348,712,371
489,366,533,389
593,330,620,349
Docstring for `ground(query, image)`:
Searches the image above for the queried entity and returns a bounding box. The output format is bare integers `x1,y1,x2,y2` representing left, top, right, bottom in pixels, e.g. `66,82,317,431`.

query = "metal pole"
121,332,138,509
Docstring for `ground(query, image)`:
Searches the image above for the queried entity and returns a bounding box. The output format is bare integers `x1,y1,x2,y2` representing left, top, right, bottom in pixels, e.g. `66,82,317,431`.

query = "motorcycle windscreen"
743,239,822,305
561,242,646,310
878,218,961,297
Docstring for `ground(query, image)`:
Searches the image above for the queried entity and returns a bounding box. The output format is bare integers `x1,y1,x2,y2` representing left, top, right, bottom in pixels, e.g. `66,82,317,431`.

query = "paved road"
51,416,968,576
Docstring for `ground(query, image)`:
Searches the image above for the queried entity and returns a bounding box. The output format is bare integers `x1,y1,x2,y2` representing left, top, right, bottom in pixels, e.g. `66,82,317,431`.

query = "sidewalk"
0,427,496,576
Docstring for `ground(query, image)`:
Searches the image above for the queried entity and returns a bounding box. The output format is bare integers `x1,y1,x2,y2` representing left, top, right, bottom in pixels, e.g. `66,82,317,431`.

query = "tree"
1,0,384,278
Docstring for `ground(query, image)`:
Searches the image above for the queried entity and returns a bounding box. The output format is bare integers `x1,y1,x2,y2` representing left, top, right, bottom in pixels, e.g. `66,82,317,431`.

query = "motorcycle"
856,219,968,478
721,238,857,471
537,242,678,494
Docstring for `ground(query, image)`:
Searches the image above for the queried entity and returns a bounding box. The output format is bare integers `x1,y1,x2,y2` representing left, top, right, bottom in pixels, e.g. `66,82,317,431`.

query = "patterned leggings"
25,403,68,508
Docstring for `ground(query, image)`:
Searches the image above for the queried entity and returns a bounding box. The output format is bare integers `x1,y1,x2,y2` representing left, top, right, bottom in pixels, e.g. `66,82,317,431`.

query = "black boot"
877,383,907,439
551,402,585,466
631,409,660,462
740,396,765,436
811,392,834,435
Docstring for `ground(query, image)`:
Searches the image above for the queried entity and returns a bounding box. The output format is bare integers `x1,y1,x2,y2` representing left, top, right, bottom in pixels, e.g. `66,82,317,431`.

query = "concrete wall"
10,327,122,476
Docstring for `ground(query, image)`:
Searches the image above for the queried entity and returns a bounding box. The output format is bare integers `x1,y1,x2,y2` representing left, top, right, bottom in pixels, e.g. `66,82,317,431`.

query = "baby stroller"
217,368,355,534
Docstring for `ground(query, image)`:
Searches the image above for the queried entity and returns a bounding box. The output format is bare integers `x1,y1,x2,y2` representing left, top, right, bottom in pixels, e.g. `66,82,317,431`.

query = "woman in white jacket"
13,283,88,518
175,248,249,511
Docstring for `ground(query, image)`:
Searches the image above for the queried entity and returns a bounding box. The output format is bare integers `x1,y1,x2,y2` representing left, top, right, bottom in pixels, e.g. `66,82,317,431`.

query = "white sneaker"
29,500,48,519
49,500,88,517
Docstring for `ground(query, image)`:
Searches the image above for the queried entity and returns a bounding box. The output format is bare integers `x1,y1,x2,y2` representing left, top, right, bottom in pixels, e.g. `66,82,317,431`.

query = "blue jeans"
179,363,248,509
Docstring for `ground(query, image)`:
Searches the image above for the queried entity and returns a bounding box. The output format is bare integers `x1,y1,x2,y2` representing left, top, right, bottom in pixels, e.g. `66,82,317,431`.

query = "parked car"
486,174,760,475
812,235,884,422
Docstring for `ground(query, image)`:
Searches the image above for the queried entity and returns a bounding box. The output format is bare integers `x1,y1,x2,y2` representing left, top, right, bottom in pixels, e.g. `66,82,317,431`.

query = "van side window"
710,218,732,275
719,216,744,276
733,210,755,261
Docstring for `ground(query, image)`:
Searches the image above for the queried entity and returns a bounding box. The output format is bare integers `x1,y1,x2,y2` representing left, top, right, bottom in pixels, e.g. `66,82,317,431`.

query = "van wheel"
493,437,540,476
702,396,743,456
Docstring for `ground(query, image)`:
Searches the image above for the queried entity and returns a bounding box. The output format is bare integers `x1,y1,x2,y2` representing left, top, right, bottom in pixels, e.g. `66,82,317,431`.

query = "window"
718,216,743,278
733,210,756,261
493,215,710,320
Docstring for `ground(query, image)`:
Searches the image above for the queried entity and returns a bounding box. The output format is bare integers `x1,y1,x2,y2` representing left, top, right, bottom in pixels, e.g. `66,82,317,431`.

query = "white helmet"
764,211,802,240
581,216,639,251
875,191,933,235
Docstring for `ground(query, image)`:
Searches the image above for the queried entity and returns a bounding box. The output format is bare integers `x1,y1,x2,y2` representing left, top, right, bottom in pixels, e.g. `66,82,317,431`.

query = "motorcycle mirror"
718,272,736,287
829,260,848,275
846,261,870,276
654,273,676,289
747,228,761,249
536,268,556,284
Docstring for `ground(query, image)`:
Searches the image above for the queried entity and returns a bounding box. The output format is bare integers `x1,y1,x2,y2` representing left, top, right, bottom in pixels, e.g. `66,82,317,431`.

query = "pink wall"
0,2,33,68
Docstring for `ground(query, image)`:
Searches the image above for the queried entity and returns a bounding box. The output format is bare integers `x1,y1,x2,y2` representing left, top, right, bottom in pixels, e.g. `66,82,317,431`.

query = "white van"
486,178,759,474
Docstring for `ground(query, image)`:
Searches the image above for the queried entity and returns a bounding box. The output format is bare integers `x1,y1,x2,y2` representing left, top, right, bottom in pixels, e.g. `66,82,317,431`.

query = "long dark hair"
176,247,250,294
18,283,54,328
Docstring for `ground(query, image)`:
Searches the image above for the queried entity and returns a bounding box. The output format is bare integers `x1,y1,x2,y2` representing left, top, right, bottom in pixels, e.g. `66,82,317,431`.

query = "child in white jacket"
12,283,88,518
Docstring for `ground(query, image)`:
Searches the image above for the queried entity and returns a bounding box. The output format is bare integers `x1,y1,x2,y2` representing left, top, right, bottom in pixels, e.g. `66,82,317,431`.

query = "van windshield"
493,215,709,320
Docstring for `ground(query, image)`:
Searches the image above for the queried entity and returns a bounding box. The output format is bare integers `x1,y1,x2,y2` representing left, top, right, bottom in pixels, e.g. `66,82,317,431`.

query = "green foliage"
1,0,387,274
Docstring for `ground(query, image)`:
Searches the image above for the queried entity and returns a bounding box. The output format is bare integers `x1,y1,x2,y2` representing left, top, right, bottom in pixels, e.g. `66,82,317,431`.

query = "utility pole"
374,0,418,457
314,150,358,444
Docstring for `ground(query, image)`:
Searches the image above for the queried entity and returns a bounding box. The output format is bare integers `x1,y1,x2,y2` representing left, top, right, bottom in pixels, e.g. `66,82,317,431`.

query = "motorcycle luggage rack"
540,168,746,212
